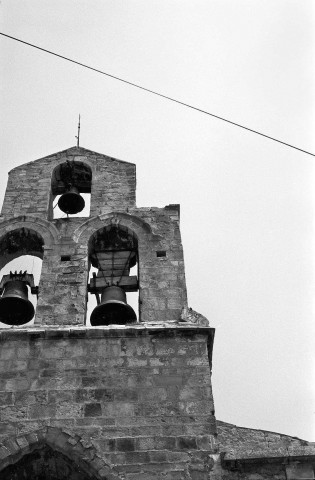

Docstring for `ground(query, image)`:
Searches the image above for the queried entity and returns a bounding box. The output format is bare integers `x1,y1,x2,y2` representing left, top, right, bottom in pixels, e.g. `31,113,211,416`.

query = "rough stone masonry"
0,146,313,479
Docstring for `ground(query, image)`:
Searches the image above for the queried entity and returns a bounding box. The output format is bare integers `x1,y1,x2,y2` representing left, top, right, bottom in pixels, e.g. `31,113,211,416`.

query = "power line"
1,31,314,158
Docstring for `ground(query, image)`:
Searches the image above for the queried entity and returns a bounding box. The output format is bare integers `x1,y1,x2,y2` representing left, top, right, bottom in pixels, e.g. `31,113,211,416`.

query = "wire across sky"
1,31,314,158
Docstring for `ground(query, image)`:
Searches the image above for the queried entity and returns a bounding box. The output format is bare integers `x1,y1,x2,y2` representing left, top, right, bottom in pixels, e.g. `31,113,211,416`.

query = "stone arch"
52,155,96,178
84,215,143,325
0,216,59,247
88,223,138,262
0,428,122,480
51,160,93,195
74,213,163,324
0,228,43,271
50,159,93,219
0,217,58,271
73,211,158,245
0,218,59,326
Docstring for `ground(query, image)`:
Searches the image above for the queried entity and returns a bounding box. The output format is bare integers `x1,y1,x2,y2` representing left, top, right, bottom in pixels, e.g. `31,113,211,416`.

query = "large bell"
0,280,35,326
90,286,137,326
58,185,85,215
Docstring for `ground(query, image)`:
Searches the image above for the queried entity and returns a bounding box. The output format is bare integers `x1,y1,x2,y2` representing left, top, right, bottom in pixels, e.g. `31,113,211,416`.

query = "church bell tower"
0,146,216,479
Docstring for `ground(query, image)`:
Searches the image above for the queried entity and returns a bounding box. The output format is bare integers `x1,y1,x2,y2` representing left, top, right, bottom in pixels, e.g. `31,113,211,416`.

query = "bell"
58,186,85,215
0,280,35,326
90,286,137,326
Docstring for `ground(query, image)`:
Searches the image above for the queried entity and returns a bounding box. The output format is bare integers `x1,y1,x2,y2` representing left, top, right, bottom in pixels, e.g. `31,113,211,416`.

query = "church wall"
0,326,216,479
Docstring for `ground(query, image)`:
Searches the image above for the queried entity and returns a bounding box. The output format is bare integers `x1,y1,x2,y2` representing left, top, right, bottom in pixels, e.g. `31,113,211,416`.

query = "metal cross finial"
75,114,81,147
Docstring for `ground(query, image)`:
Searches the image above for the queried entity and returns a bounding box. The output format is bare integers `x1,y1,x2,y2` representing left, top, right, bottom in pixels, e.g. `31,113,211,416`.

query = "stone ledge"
222,453,315,467
0,324,215,342
216,420,315,463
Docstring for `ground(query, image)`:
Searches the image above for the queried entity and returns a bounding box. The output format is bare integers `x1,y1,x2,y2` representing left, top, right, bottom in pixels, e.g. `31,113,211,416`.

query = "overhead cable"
1,32,314,157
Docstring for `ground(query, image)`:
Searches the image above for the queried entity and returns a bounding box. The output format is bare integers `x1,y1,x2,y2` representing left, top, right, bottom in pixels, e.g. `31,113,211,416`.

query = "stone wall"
216,421,315,459
215,421,315,480
0,326,216,479
1,146,136,219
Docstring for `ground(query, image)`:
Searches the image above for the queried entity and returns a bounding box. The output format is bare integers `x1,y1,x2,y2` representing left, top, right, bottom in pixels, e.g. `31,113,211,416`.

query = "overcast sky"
0,0,314,441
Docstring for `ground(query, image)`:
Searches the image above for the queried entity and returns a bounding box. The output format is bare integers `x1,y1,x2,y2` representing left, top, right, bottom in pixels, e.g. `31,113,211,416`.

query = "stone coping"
222,453,315,466
0,323,215,342
217,420,315,464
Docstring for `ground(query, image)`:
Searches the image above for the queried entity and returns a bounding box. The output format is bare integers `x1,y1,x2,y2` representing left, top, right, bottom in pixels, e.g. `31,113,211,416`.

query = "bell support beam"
88,275,138,293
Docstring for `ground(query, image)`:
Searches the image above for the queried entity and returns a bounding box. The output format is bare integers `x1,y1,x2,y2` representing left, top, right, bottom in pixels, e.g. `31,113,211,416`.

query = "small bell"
0,280,35,325
58,186,85,215
90,286,137,326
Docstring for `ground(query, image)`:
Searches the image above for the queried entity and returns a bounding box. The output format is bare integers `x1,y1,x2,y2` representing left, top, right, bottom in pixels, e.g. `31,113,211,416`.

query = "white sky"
0,0,314,441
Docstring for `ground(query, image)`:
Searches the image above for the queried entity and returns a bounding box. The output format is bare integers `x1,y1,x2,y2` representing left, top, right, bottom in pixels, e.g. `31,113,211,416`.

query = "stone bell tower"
0,146,216,479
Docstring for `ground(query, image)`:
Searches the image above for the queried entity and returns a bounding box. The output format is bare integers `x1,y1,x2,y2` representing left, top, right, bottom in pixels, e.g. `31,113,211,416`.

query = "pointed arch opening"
0,429,122,480
87,224,139,326
1,444,100,480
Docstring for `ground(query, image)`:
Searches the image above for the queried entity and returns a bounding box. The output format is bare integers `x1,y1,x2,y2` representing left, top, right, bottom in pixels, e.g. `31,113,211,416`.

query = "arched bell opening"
0,228,44,327
87,224,139,326
0,444,100,480
50,160,92,219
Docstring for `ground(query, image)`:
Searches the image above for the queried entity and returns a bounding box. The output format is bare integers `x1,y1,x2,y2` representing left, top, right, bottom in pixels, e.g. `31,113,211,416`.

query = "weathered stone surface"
217,420,315,459
0,327,216,478
217,421,315,480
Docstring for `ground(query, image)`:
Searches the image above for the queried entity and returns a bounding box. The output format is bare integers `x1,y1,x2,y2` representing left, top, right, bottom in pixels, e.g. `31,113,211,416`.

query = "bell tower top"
1,146,136,220
0,145,187,327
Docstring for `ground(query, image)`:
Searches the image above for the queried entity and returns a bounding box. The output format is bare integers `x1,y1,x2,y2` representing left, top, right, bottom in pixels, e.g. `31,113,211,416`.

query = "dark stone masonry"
0,146,313,479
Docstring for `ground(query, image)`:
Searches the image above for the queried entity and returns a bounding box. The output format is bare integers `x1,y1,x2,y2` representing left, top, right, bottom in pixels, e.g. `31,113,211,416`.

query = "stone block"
177,436,198,450
116,437,135,452
14,390,47,405
28,404,56,419
0,392,13,405
0,406,28,422
84,403,102,417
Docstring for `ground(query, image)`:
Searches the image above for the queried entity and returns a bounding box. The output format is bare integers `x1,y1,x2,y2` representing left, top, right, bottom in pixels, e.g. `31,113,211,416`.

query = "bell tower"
0,146,216,479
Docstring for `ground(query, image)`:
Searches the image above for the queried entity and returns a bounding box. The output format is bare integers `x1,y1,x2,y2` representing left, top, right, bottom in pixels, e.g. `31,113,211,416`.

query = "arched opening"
0,228,44,327
50,160,92,219
87,224,139,326
1,444,99,480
